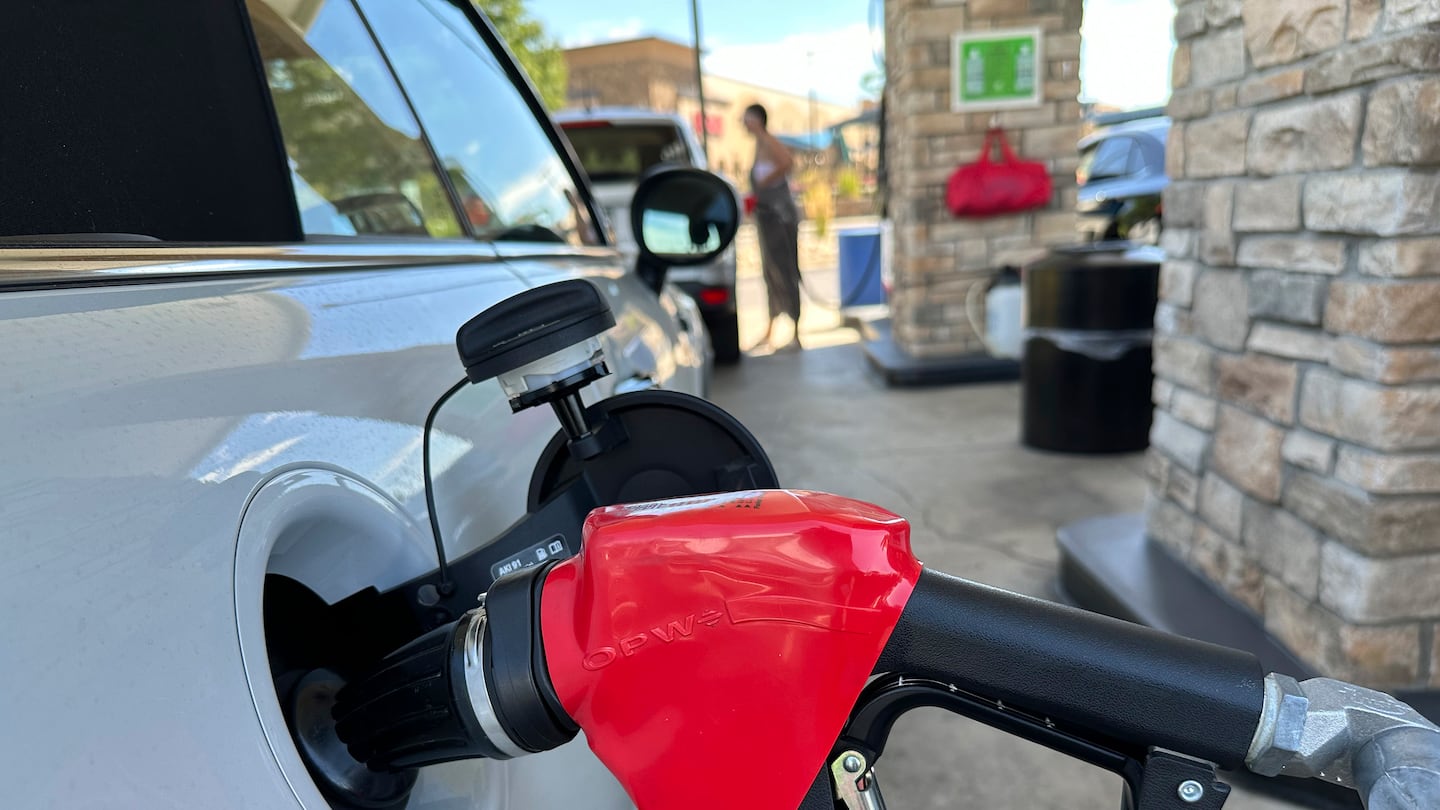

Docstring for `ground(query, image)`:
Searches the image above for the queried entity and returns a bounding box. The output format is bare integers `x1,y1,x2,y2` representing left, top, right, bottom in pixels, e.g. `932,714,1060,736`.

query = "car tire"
707,311,742,365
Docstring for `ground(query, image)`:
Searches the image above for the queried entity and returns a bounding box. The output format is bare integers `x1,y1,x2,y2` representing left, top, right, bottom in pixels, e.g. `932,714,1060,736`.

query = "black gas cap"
457,279,615,384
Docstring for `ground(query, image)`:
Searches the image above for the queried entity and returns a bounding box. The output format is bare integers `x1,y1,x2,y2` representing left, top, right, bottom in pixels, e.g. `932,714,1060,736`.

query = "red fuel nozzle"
335,490,920,810
541,490,921,810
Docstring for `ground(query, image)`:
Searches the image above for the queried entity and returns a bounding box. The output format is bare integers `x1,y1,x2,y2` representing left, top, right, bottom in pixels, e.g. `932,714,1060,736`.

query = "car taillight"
560,120,612,130
698,287,730,306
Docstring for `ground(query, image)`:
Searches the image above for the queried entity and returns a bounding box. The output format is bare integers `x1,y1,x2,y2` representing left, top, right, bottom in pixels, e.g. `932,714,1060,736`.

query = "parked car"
1075,116,1171,245
555,108,743,364
0,2,721,808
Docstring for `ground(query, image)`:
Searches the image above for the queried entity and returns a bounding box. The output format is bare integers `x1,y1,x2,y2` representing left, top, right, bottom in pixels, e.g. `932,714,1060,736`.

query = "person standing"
743,104,802,353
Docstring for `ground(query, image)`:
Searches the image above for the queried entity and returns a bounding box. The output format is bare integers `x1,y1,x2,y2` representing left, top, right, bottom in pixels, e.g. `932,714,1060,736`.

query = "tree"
474,0,568,111
860,68,885,100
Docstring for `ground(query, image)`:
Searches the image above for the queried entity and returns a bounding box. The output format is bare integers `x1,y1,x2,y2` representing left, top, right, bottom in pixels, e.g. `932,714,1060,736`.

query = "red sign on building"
692,112,724,137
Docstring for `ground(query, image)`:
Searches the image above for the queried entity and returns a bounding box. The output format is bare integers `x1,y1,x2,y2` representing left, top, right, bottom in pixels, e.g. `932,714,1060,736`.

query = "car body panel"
0,244,664,808
3,0,707,804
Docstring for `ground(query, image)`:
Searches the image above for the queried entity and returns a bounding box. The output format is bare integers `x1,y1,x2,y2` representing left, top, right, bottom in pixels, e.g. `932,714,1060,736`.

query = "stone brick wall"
884,0,1084,358
1149,0,1440,689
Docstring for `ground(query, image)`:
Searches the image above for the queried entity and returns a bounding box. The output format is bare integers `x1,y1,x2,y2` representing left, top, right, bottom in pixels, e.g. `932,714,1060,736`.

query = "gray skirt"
753,180,802,321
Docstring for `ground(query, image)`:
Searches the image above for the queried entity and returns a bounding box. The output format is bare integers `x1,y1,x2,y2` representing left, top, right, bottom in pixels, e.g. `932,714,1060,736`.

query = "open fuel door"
388,278,778,629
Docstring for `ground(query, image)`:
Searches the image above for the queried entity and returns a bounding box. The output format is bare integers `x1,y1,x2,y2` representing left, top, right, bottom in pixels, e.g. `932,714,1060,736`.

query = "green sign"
952,28,1043,111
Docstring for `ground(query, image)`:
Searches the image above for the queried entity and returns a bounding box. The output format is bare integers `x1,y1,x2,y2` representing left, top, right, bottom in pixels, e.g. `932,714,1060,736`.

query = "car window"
561,123,692,183
248,0,462,238
1127,143,1151,176
1078,137,1133,184
357,0,590,246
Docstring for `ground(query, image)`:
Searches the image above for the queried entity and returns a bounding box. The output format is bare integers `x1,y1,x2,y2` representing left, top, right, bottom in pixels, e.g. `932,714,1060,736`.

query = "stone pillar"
884,0,1083,358
1149,0,1440,689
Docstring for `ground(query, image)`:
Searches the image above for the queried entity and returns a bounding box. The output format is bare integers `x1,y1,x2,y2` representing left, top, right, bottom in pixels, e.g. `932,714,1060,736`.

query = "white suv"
557,108,742,363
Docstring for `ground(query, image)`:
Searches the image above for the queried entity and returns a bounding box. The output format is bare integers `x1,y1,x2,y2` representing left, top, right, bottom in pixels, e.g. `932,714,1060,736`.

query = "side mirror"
630,167,739,294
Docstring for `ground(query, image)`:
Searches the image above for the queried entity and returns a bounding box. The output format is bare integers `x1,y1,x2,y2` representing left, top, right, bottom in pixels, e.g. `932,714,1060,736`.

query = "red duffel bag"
945,127,1053,218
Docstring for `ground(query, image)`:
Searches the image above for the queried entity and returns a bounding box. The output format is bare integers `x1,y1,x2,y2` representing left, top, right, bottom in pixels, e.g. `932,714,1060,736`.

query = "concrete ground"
709,257,1300,809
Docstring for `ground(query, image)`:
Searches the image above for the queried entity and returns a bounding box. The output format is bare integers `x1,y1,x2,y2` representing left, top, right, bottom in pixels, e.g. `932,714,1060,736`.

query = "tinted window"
562,123,692,182
1,0,298,242
358,0,591,245
1078,137,1134,184
249,0,462,238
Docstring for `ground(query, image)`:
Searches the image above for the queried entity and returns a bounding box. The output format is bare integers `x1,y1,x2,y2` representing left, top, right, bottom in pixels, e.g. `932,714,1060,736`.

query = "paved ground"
709,258,1299,809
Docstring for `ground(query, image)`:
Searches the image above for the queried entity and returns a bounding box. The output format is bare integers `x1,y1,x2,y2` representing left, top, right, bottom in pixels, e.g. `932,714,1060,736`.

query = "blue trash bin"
837,226,887,307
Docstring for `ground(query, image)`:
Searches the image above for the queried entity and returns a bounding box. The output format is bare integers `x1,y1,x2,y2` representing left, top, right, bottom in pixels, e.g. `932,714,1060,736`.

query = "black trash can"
1021,243,1161,454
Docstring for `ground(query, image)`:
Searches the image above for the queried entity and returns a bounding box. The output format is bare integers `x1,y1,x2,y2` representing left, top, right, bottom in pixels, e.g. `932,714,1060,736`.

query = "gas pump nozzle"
333,489,1440,810
334,490,921,809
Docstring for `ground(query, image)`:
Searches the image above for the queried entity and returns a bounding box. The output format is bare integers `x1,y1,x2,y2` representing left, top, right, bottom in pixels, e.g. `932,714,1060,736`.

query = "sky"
531,0,1176,111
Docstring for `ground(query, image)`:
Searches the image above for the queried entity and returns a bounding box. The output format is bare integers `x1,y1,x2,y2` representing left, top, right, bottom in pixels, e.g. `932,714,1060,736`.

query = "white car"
556,108,743,363
0,2,740,808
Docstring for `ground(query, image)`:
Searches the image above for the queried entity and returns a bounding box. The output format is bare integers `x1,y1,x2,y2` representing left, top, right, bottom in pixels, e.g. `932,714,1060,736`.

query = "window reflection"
357,0,592,246
642,210,721,256
249,0,462,237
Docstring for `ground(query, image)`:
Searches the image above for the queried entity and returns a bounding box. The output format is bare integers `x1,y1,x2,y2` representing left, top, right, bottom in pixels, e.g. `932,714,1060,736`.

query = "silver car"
0,2,722,808
1076,116,1171,245
556,108,743,363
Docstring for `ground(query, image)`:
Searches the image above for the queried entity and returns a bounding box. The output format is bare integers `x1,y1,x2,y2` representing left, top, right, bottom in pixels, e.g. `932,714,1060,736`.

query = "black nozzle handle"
876,568,1266,769
333,565,576,772
332,616,517,771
